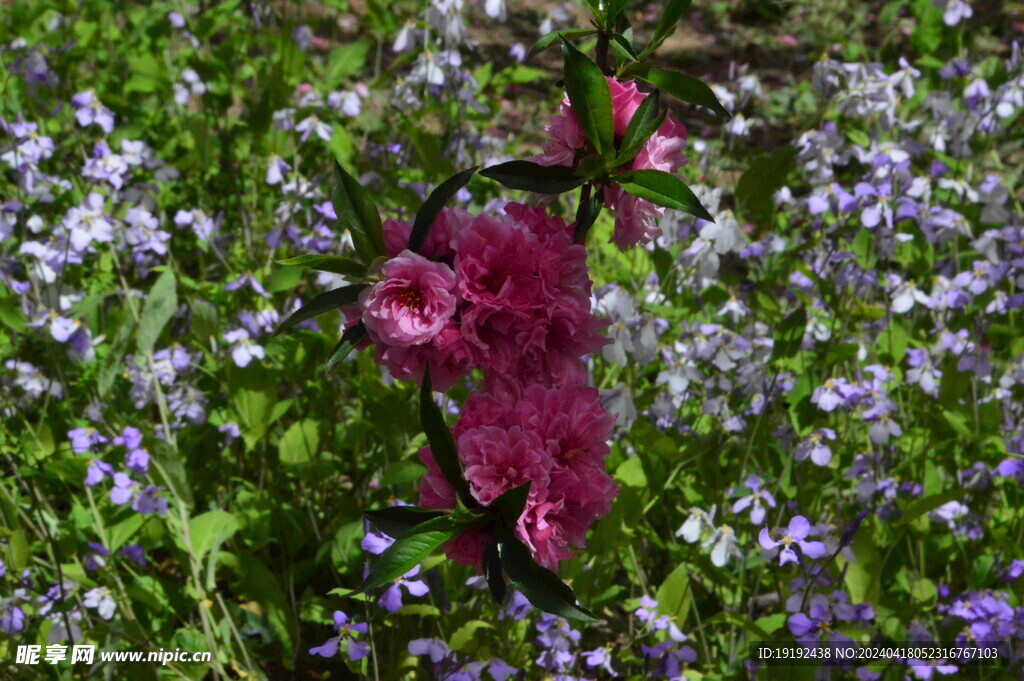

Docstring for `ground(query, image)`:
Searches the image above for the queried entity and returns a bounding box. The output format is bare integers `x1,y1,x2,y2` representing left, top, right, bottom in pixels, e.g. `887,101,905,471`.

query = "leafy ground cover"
1,0,1023,679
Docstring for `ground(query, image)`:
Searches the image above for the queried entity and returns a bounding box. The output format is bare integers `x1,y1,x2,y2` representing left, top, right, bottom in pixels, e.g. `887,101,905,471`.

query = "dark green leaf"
333,161,385,265
483,540,506,604
324,323,367,372
604,0,630,23
573,186,604,243
497,531,598,622
645,0,693,56
489,482,531,524
420,369,477,508
364,506,448,539
360,516,464,592
770,306,807,363
633,68,730,118
610,33,638,64
275,284,366,336
527,29,597,61
480,161,586,194
409,167,478,254
274,254,367,279
616,89,666,166
560,37,615,155
614,169,713,221
900,488,969,525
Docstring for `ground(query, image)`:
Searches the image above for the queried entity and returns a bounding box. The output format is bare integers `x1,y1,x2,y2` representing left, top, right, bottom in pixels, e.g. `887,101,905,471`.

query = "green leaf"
420,370,476,508
655,563,691,621
489,482,531,524
274,284,366,336
479,161,585,194
560,37,614,155
324,323,367,372
647,0,693,54
450,620,493,652
616,89,666,166
409,167,478,254
274,254,367,278
735,148,798,229
527,29,597,61
361,516,465,592
770,306,807,363
633,68,730,118
332,160,384,265
573,186,604,243
615,456,648,488
136,269,177,356
483,539,506,604
614,169,713,221
189,510,239,562
365,507,448,539
498,531,598,622
278,419,319,464
610,33,638,63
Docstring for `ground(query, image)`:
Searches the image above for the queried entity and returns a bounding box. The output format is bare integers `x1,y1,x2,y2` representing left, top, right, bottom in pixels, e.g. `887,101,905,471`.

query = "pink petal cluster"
348,203,608,391
535,77,689,250
418,382,618,570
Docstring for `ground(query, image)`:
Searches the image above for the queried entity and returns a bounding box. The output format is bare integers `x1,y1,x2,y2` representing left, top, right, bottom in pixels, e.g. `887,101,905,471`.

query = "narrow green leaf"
616,89,666,166
274,254,367,279
610,33,638,64
480,161,585,194
324,322,367,372
497,531,598,622
634,68,730,118
604,0,630,23
573,186,604,243
527,29,597,61
560,37,614,155
489,482,531,524
900,488,969,525
644,0,693,56
483,540,506,604
332,161,384,264
361,516,463,592
420,369,476,508
614,169,713,221
364,506,448,539
409,167,478,254
275,284,366,336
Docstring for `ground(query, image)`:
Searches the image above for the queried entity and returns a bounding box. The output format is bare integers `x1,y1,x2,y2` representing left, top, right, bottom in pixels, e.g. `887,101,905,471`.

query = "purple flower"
112,427,143,451
309,610,370,660
120,544,147,567
84,542,110,572
908,660,959,679
223,328,265,368
0,604,25,635
83,587,116,620
361,531,394,555
68,427,107,454
582,646,615,675
378,565,430,613
85,460,114,486
732,475,777,523
71,90,115,133
794,428,836,466
125,449,150,476
811,377,860,412
759,516,828,565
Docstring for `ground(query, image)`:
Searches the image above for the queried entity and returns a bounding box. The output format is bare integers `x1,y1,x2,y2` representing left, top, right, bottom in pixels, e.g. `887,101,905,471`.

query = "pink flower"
459,425,552,506
535,77,688,250
416,383,619,571
359,250,458,347
382,207,473,261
